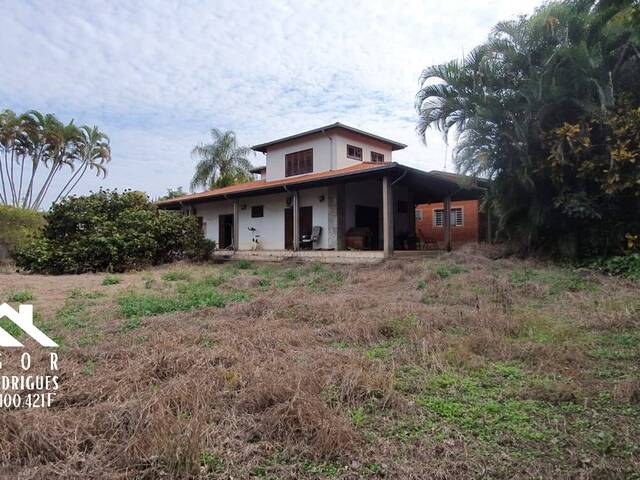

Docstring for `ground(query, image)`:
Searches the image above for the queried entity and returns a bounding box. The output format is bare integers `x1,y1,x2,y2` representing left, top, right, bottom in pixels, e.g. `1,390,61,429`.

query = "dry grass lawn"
0,250,639,479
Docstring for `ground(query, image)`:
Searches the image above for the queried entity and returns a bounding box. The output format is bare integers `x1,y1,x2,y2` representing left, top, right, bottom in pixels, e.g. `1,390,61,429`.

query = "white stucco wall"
264,134,332,181
333,134,393,169
193,187,330,250
262,131,394,181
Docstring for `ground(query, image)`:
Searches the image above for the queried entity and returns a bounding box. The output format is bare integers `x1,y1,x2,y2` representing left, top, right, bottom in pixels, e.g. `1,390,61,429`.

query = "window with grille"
347,144,363,160
415,209,423,221
371,151,384,162
251,205,264,218
433,207,463,227
285,149,313,177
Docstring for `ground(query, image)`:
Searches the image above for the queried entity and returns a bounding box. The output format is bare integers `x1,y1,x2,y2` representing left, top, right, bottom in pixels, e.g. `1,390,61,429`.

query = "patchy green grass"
587,331,640,361
235,259,254,270
102,275,122,286
435,263,466,279
8,290,34,302
161,270,191,282
68,288,105,300
510,267,595,295
56,301,90,330
1,258,638,479
118,277,251,318
416,363,562,443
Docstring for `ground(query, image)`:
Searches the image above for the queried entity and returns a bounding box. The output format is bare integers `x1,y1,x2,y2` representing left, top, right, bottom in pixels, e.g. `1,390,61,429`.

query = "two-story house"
157,123,482,259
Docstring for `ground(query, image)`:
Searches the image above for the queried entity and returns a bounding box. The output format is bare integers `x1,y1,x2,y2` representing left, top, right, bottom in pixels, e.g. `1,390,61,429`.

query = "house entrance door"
218,214,234,249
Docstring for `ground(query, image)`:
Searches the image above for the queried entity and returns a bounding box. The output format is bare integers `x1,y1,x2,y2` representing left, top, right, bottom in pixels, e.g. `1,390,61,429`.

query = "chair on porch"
300,226,322,249
417,229,440,250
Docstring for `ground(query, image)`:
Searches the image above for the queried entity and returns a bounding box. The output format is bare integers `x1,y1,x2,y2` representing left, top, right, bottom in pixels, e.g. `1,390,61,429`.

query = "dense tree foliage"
0,205,45,252
190,128,252,191
13,190,213,273
417,0,640,257
0,110,111,210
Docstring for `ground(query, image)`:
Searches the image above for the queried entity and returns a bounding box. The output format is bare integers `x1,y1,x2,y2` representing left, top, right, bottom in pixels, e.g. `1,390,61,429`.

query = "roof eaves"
251,122,407,152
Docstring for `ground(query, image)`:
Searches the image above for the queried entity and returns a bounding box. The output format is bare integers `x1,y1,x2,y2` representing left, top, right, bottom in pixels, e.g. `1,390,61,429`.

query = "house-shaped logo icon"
0,303,58,347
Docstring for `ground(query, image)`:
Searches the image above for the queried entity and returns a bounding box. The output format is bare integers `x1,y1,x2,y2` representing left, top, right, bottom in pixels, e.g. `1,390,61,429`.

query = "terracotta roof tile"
157,162,393,206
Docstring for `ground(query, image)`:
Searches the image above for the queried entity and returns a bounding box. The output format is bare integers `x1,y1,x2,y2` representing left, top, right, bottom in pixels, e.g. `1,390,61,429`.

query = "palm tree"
31,118,81,209
0,109,112,209
190,129,252,191
54,126,111,203
415,0,639,253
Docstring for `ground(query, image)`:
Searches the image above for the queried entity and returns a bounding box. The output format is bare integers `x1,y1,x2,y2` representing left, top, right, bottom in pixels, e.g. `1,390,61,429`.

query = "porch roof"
156,162,483,208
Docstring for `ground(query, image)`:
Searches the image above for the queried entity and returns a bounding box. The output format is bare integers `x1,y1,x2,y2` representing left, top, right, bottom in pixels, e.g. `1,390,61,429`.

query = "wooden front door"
284,206,313,250
218,214,234,249
299,206,313,246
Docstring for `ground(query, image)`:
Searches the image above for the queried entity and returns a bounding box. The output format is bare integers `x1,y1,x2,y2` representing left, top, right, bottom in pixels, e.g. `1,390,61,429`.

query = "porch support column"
292,190,300,251
382,175,394,258
443,196,452,252
487,205,493,244
337,183,346,250
233,199,239,251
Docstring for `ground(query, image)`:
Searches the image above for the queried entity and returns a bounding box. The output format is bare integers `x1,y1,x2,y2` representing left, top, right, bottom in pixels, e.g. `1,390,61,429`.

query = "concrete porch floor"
212,249,443,264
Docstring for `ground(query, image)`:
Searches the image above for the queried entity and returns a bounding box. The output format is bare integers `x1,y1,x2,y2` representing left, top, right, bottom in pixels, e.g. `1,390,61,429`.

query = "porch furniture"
300,226,322,249
346,227,373,250
417,230,439,250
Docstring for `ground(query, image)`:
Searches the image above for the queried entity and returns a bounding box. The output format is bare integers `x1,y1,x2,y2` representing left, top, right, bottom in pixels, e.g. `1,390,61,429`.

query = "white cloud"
0,0,540,203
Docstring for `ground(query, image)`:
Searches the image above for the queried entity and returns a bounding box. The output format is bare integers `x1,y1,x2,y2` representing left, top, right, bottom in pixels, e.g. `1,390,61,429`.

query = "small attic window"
347,144,363,160
371,151,384,162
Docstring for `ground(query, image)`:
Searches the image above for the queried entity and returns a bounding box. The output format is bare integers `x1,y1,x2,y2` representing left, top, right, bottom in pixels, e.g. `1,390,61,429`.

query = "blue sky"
0,0,540,203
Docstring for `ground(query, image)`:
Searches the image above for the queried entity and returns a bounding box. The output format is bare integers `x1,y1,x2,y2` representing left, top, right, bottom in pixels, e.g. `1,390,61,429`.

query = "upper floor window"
371,151,384,162
285,148,313,177
433,207,463,227
347,144,363,161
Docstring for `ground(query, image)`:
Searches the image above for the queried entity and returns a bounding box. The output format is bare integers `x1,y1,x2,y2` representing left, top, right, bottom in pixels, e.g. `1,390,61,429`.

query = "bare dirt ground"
0,251,638,479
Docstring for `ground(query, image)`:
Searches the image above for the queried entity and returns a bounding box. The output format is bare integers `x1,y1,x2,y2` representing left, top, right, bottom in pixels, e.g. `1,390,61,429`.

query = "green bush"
0,205,45,251
12,189,207,274
590,254,640,279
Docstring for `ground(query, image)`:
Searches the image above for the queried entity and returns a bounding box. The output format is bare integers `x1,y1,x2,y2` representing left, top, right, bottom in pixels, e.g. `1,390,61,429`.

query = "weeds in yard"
200,452,225,475
416,363,561,443
1,257,639,478
102,275,122,285
510,267,594,294
118,277,250,317
235,259,254,269
161,270,191,281
68,288,105,300
120,316,141,332
56,301,89,330
8,290,33,302
435,263,466,279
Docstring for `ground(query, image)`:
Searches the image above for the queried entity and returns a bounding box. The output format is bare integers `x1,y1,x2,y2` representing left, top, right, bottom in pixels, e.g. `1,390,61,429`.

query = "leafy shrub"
12,190,207,274
590,254,640,279
0,205,45,254
187,238,216,262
